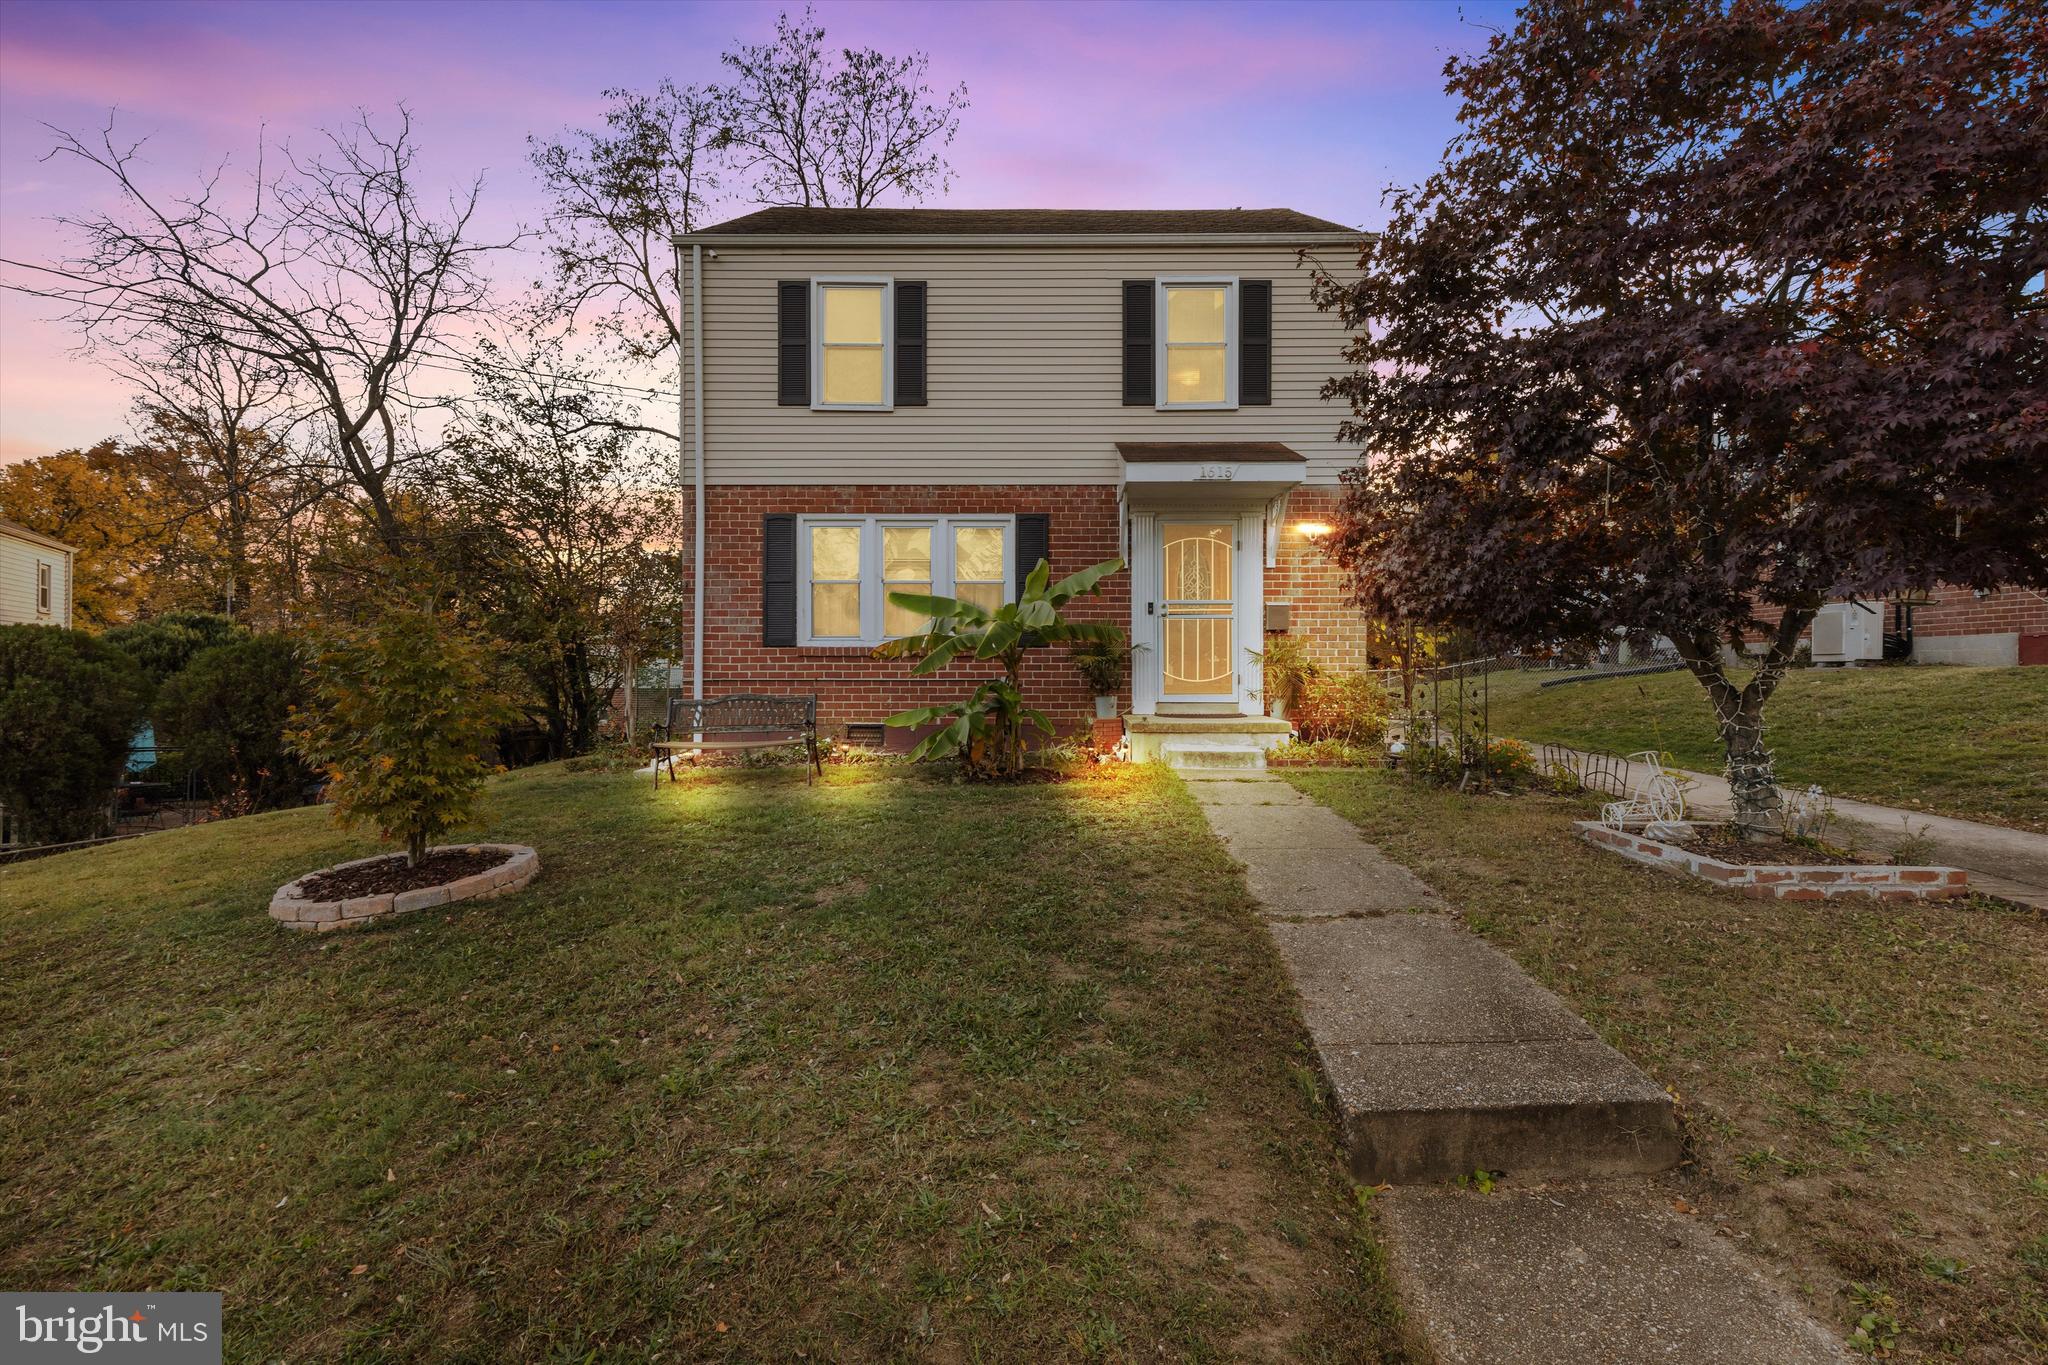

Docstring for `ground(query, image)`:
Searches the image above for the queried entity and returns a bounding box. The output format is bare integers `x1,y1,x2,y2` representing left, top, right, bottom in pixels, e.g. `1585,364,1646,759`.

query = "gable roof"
685,207,1355,241
0,517,74,553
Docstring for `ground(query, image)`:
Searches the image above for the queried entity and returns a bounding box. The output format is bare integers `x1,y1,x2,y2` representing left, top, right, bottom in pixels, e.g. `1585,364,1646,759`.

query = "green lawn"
0,763,1406,1362
1283,768,2048,1362
1487,666,2048,831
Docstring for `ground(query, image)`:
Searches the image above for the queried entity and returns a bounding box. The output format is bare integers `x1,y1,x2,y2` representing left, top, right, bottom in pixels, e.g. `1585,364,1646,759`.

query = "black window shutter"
777,281,809,406
1121,281,1155,406
762,514,797,646
1240,280,1272,405
1015,514,1051,585
894,281,927,406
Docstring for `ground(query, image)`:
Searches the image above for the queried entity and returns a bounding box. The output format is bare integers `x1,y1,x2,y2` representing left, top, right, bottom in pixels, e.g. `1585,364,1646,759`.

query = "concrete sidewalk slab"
1379,1184,1849,1364
1195,784,1673,1180
1182,776,1317,807
1202,769,1847,1361
1243,851,1442,918
1199,800,1376,850
1274,916,1677,1182
1271,915,1593,1045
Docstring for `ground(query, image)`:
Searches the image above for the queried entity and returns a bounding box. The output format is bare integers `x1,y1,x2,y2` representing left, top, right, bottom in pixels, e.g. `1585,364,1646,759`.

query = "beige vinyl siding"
0,531,72,627
684,243,1362,485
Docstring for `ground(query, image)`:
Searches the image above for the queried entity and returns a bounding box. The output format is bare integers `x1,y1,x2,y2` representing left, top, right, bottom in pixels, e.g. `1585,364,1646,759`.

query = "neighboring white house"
0,518,76,628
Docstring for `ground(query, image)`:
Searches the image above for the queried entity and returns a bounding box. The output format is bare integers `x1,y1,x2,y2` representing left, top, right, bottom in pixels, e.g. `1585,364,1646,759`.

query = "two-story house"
672,207,1368,755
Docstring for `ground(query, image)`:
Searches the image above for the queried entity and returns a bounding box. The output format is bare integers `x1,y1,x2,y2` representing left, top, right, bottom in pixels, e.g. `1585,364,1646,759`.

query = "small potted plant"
1069,638,1133,719
1252,635,1320,721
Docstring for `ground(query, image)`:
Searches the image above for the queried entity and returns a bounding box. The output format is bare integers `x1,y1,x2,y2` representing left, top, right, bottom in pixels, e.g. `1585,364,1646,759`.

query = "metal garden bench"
650,694,822,786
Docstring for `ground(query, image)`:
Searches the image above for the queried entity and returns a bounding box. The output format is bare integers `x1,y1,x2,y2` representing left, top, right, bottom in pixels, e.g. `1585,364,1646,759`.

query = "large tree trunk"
564,640,598,757
1671,607,1816,833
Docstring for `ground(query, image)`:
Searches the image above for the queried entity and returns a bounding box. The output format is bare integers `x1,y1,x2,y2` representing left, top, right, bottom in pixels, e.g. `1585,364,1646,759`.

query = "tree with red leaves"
1315,0,2046,825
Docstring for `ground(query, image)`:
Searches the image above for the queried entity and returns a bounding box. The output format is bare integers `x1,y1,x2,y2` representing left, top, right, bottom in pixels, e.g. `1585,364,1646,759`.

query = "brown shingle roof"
691,207,1354,237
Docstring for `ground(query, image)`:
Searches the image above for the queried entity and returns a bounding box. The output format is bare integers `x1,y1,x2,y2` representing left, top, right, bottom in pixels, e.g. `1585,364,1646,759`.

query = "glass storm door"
1160,519,1236,699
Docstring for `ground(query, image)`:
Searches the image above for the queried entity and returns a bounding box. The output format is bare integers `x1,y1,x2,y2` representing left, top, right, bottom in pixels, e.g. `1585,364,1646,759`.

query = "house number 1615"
1197,464,1238,481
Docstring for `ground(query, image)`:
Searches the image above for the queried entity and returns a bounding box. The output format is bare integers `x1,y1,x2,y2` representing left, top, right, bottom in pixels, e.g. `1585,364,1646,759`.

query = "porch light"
1293,520,1334,539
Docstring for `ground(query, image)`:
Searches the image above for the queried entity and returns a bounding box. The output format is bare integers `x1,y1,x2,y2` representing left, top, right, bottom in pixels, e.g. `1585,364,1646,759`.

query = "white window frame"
1155,275,1239,411
811,275,895,411
797,514,1015,647
34,559,53,616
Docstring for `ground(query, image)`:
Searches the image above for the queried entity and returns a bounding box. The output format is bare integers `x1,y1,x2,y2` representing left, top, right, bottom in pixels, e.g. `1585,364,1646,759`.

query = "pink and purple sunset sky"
0,0,1510,464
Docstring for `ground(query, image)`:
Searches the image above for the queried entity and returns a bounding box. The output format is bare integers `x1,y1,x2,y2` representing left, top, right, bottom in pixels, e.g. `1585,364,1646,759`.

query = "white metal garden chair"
1600,751,1689,834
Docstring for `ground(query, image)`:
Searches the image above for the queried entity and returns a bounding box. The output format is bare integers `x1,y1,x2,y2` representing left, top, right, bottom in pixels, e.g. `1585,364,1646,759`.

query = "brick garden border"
1576,822,1967,901
269,844,540,932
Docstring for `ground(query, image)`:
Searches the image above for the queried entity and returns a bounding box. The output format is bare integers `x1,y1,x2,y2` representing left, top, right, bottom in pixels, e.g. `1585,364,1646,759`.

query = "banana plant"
875,557,1125,779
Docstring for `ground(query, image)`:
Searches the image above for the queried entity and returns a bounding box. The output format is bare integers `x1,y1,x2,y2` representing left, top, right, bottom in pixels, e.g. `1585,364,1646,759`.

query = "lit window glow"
800,516,1012,646
1161,282,1233,407
817,282,888,406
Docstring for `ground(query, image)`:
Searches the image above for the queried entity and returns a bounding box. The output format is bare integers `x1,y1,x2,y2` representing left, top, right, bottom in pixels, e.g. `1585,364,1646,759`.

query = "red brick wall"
650,482,1375,741
694,484,1127,739
1908,584,2048,638
1266,486,1372,672
1750,584,2048,644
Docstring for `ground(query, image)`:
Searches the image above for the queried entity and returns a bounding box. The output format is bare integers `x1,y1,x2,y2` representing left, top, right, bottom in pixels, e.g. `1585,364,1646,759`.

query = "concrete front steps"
1125,714,1290,771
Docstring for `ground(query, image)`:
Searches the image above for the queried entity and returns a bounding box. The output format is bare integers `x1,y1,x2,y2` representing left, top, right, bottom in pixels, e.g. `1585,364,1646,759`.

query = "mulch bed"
1672,830,1865,866
299,848,513,899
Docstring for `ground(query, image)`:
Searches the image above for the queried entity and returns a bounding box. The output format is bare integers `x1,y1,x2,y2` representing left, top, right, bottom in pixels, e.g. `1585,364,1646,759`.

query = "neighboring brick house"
1892,585,2048,666
668,207,1369,750
1750,586,2048,667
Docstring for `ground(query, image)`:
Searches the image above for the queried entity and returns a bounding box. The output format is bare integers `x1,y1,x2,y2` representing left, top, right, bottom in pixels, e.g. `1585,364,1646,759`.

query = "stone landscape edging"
268,844,540,931
1575,821,1967,901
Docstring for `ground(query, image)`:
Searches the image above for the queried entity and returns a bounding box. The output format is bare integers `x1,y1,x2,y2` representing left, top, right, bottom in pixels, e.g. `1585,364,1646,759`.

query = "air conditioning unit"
1811,600,1883,664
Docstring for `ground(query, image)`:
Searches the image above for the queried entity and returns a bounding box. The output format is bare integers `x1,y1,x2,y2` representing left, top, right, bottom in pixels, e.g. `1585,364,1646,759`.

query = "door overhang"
1116,441,1305,510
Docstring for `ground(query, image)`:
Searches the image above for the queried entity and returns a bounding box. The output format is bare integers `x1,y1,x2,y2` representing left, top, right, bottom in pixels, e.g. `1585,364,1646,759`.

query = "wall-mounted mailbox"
1264,602,1292,632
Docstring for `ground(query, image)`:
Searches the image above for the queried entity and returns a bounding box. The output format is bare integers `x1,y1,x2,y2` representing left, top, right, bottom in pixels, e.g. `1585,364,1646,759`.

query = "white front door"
1159,518,1238,704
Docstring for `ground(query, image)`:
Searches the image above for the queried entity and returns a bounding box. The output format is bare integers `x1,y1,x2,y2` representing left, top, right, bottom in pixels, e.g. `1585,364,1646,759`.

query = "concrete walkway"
1536,744,2048,909
1185,770,1849,1363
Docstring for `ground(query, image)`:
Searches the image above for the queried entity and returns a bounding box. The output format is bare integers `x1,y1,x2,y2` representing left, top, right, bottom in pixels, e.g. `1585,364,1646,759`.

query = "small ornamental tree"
1313,0,2046,826
876,558,1123,779
289,608,514,866
0,625,148,844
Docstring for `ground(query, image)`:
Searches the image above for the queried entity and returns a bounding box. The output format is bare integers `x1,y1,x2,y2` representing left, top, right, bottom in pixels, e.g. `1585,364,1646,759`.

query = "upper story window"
1157,277,1238,409
814,278,893,409
35,560,53,615
799,515,1012,647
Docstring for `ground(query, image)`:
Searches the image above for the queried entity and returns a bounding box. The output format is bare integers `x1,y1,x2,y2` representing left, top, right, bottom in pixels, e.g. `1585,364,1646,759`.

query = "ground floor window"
799,515,1014,646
